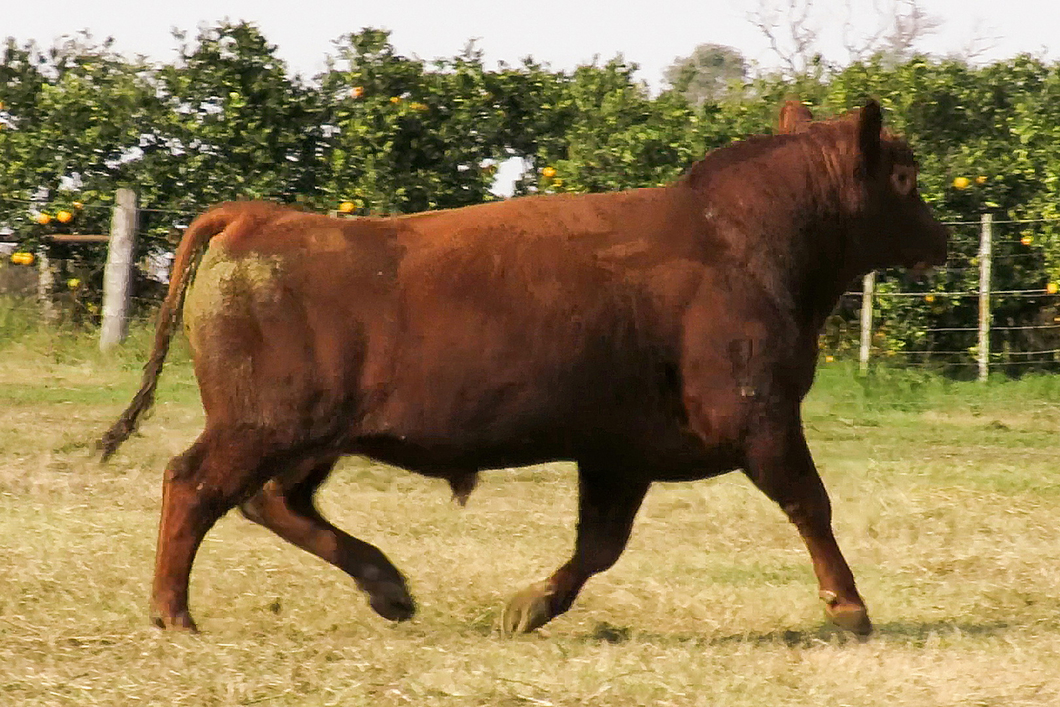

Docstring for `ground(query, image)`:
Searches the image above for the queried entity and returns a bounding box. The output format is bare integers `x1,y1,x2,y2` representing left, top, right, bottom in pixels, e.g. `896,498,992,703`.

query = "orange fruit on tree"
1021,235,1034,246
952,176,970,189
924,294,935,303
338,201,355,213
72,201,84,209
976,175,988,185
56,210,73,223
1047,282,1059,295
389,96,402,104
351,86,365,99
36,212,51,225
541,166,557,179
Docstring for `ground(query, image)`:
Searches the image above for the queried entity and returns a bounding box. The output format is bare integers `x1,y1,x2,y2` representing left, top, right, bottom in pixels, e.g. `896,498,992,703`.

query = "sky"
3,0,1058,87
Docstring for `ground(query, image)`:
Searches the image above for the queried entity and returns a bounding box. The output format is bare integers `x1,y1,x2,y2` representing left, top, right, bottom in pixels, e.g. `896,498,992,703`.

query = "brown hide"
102,101,948,636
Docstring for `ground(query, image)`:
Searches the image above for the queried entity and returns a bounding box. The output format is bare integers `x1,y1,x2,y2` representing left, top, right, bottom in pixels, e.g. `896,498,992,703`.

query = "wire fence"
825,214,1060,377
4,195,1060,377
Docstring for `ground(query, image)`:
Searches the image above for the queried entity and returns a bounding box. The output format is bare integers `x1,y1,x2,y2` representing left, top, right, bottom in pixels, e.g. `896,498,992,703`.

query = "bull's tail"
98,204,241,461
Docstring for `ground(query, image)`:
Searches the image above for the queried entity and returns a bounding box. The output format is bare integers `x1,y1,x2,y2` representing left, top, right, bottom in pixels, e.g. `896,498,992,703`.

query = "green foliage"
519,60,700,195
0,34,158,248
3,24,1060,371
318,30,509,213
809,55,1060,366
151,23,321,208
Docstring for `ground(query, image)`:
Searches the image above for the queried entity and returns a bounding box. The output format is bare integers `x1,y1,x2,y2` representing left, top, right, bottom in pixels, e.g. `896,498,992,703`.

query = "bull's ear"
778,99,813,134
857,99,883,176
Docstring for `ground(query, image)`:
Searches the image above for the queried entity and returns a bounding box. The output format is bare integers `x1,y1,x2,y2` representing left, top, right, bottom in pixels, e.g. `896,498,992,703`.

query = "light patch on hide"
183,245,286,333
306,226,351,254
596,239,652,262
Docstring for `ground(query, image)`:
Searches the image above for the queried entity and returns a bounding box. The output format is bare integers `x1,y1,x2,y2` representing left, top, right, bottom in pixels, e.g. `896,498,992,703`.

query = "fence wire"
5,198,1060,376
829,214,1060,375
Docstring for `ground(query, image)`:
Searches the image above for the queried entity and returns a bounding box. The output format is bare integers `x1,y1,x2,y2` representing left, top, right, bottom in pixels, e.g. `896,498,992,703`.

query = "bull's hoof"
820,590,873,636
366,581,416,622
150,606,199,633
499,580,554,636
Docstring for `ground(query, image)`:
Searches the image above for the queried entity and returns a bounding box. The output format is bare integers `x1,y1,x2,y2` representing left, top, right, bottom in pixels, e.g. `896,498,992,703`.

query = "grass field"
2,308,1060,705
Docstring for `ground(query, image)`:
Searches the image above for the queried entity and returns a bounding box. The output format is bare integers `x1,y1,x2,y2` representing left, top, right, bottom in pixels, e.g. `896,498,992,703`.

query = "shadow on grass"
544,618,1022,649
868,619,1018,642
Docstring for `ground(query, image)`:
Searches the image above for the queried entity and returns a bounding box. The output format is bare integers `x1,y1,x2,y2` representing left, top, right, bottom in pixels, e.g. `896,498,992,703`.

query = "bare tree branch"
884,0,942,58
749,0,821,75
956,18,1001,62
753,0,946,73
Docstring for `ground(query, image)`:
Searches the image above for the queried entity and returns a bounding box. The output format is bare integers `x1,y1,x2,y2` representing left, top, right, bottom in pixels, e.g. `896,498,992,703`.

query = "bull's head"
850,100,949,273
778,99,949,276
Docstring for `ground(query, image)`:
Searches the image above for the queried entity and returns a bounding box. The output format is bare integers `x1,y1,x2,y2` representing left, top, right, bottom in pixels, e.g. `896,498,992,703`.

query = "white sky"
3,0,1057,86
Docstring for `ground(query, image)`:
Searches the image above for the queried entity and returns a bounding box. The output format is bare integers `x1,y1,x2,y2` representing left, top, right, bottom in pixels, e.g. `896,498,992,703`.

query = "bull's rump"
182,192,712,470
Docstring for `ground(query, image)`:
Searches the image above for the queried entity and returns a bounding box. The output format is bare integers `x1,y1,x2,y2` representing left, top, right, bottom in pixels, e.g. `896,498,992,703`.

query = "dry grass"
2,324,1060,705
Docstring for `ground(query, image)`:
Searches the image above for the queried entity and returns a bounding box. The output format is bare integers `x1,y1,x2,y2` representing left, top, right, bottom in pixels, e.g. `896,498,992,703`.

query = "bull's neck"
736,188,863,333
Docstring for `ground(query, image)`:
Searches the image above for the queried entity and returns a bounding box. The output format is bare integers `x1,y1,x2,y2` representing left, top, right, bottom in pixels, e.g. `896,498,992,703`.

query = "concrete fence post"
100,188,138,351
859,271,876,374
36,245,57,324
978,213,993,381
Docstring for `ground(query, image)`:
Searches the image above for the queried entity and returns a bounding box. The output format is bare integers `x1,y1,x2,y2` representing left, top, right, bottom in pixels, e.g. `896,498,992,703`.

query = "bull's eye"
892,168,915,196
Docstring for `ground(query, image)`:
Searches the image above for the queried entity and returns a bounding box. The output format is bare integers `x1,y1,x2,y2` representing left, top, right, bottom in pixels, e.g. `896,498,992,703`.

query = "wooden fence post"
36,244,58,324
100,188,138,351
978,213,993,382
859,271,875,374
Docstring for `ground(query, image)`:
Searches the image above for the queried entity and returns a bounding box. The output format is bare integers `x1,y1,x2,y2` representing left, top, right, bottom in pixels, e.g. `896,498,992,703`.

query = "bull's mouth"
908,252,946,280
906,241,948,275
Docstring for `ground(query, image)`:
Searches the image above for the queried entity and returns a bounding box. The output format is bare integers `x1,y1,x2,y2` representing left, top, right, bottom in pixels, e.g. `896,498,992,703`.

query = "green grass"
2,318,1060,705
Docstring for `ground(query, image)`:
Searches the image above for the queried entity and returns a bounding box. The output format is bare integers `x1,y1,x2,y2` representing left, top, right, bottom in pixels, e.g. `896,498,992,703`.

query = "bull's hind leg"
744,419,872,636
239,457,415,622
501,466,649,635
151,427,275,632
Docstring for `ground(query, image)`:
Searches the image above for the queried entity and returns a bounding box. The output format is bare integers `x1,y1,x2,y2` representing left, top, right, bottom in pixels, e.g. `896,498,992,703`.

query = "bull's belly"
345,416,742,482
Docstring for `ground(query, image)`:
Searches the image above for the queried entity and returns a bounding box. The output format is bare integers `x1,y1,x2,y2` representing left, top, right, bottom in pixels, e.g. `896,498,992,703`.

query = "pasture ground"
2,305,1060,706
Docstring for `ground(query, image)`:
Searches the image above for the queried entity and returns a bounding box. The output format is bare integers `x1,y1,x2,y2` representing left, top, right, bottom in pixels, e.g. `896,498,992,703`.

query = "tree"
749,0,942,74
515,59,700,196
318,29,511,213
843,0,942,65
749,0,821,76
149,21,322,215
0,33,162,263
663,44,748,105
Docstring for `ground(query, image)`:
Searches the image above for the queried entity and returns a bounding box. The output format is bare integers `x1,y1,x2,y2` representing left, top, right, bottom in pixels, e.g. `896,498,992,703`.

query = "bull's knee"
238,481,285,526
239,493,268,525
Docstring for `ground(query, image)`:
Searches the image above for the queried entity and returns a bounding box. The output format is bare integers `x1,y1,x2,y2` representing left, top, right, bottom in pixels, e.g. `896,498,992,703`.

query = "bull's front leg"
743,407,872,635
